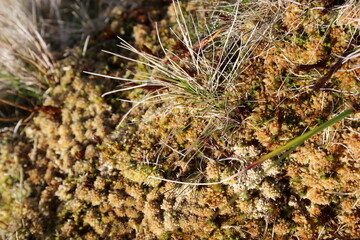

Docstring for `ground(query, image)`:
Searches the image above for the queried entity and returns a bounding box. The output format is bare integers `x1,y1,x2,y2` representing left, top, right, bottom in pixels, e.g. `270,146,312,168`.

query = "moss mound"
0,0,359,239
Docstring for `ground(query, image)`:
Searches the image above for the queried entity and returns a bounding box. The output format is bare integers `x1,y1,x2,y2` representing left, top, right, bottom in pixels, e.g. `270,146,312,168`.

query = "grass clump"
0,0,58,126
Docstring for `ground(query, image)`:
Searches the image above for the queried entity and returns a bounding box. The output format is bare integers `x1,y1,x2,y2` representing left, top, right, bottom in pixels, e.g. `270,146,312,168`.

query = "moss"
1,0,360,239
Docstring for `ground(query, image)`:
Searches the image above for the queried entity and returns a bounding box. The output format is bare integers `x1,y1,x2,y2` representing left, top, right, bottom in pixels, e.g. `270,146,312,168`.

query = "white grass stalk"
0,0,57,90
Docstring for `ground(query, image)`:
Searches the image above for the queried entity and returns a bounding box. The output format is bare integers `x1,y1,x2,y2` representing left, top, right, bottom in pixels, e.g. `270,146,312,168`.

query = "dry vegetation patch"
0,0,359,239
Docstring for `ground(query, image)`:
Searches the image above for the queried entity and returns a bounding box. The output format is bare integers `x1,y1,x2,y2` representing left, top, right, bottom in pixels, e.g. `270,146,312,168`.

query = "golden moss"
0,0,359,239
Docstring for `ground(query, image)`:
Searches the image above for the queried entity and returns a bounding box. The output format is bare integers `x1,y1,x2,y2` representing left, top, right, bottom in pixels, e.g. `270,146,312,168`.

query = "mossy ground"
0,0,359,239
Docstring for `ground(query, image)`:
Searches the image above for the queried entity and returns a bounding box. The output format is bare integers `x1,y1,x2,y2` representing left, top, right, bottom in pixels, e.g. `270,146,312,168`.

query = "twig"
313,58,344,91
165,27,226,64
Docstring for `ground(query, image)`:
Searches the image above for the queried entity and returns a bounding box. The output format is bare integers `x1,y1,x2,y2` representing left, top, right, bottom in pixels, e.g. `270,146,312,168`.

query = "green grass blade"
245,109,354,170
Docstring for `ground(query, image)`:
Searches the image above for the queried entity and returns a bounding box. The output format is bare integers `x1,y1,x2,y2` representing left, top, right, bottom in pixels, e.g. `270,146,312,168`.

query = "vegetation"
0,0,359,239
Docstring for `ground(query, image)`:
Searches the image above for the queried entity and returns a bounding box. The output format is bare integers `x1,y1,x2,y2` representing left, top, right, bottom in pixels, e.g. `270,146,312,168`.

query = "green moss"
162,233,170,239
292,177,302,183
299,189,307,197
294,32,309,48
